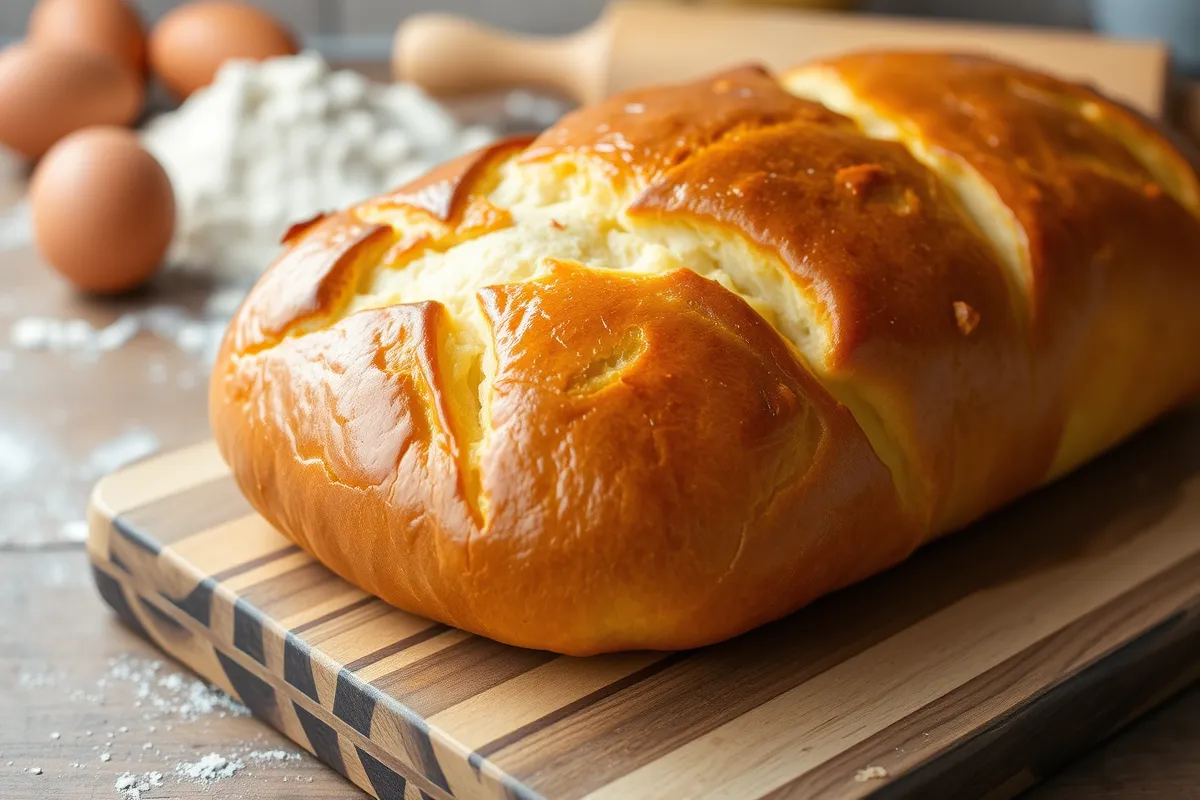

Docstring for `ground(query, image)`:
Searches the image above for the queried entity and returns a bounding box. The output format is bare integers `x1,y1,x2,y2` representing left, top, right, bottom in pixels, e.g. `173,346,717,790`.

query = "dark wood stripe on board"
344,625,451,673
294,702,349,778
234,597,267,665
371,636,556,719
285,632,322,702
211,544,301,583
112,516,162,556
163,577,216,628
217,649,282,729
138,597,187,634
236,561,357,620
472,653,688,763
357,745,409,800
486,429,1196,798
293,595,377,634
334,667,377,736
91,565,149,639
116,476,252,548
763,550,1200,799
392,705,451,795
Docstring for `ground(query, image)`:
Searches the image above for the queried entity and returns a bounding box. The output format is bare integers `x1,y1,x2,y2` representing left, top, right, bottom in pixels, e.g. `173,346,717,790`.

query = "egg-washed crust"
211,54,1200,655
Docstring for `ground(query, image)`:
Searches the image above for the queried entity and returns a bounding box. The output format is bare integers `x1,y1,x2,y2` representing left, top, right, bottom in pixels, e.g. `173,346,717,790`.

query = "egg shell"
28,0,147,79
149,1,298,100
30,126,175,294
0,43,143,159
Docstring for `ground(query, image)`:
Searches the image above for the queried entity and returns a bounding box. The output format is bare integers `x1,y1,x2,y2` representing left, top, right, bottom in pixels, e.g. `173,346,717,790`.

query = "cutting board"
87,408,1200,800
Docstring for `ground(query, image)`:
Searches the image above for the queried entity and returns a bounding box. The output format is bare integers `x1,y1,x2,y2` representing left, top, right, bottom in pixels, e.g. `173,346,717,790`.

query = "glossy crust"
212,54,1200,655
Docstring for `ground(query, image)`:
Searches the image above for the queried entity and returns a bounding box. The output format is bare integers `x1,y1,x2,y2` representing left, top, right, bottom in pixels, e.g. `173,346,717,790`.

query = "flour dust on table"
11,649,310,799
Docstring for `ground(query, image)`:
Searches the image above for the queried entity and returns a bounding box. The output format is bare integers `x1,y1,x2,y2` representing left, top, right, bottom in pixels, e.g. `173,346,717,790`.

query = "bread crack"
435,305,494,529
565,327,647,396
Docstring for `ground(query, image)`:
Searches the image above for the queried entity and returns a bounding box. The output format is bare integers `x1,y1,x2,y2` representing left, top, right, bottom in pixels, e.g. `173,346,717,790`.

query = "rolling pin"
393,0,1169,116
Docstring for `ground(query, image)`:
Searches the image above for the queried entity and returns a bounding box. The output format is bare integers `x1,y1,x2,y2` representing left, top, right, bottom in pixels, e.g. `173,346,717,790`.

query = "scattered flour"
141,51,496,281
18,667,64,689
176,753,245,783
115,770,164,799
246,750,303,763
9,304,234,365
102,655,250,722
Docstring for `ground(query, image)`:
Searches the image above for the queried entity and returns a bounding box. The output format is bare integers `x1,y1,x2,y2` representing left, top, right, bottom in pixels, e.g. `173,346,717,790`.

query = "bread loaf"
210,52,1200,655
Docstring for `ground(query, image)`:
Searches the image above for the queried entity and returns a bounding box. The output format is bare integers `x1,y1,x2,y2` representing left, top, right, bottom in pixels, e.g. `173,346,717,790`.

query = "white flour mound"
176,753,244,783
141,51,496,282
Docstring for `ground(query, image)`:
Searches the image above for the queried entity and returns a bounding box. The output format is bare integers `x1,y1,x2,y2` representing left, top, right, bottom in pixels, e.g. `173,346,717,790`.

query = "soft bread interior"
351,156,824,360
783,65,1033,319
345,155,852,521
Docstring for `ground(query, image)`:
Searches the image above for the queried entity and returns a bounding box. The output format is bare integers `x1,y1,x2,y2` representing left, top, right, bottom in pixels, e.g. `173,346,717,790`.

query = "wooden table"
1,137,1199,800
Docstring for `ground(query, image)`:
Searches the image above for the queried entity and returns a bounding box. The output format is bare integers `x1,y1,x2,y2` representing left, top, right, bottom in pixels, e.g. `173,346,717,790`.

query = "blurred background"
0,1,1178,55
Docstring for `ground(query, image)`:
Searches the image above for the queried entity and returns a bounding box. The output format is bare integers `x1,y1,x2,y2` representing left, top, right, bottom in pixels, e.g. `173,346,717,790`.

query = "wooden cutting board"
86,407,1200,800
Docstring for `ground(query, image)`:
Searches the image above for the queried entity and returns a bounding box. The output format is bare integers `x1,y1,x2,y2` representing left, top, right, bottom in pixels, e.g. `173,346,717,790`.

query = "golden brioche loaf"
211,53,1200,655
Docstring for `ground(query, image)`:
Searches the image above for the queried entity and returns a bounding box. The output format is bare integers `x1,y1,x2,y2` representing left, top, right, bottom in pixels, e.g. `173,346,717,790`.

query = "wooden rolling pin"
393,0,1169,116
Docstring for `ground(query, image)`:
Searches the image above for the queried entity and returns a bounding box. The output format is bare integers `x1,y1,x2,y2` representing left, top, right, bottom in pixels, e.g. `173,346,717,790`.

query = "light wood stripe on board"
90,440,227,518
583,478,1200,799
118,477,252,548
277,588,373,630
169,513,293,576
429,652,668,751
370,636,556,719
356,629,474,684
768,551,1200,798
309,606,442,666
221,552,321,594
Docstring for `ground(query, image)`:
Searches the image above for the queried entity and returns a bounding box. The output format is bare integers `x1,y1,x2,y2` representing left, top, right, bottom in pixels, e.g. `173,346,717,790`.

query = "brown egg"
31,127,175,294
28,0,147,79
0,43,143,159
149,1,298,100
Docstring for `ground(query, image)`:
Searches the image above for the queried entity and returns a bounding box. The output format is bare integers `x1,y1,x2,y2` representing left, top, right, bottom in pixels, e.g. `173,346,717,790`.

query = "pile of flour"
141,52,496,282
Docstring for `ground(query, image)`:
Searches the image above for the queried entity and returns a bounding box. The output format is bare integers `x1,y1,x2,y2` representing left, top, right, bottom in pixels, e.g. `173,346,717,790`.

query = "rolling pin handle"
392,13,611,104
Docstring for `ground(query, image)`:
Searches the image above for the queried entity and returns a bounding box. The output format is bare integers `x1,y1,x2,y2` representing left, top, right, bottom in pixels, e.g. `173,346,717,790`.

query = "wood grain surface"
3,71,1200,800
85,409,1200,798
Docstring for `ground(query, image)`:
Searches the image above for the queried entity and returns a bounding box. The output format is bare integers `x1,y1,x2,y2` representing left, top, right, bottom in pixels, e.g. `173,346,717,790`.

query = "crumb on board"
854,765,889,782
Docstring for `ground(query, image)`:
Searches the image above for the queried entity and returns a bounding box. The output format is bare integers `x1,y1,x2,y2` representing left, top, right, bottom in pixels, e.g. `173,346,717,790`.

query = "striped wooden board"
87,408,1200,800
